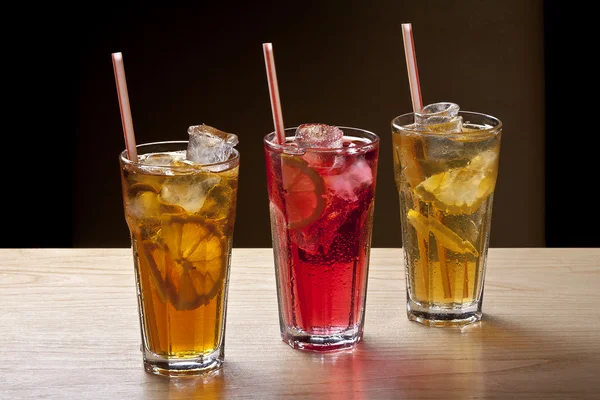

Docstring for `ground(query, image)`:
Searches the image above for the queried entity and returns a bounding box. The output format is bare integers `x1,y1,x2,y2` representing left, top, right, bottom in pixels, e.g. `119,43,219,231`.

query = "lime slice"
407,209,478,256
416,150,498,214
281,155,326,229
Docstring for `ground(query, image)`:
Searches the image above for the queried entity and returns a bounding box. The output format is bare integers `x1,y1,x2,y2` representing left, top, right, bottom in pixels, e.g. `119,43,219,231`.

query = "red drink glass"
264,127,379,351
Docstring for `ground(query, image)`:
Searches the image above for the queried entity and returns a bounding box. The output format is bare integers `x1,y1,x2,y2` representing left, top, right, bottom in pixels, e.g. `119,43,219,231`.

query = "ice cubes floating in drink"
285,123,374,205
414,102,463,133
187,124,239,166
136,124,238,169
406,103,498,216
133,124,239,214
295,123,344,148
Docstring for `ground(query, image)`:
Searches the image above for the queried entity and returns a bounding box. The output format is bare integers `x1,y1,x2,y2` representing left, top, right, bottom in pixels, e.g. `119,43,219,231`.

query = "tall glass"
264,127,379,351
392,112,501,326
119,141,239,376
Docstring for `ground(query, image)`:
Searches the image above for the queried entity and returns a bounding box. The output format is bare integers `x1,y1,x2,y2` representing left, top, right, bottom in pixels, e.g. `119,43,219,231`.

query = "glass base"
407,298,482,327
143,349,223,377
281,325,362,352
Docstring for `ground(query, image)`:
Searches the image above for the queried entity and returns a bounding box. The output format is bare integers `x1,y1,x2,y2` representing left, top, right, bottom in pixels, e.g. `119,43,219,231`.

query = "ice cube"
324,159,372,201
415,102,462,133
143,153,174,165
159,175,222,213
295,124,343,148
421,134,465,161
186,124,238,167
138,152,186,175
130,191,161,219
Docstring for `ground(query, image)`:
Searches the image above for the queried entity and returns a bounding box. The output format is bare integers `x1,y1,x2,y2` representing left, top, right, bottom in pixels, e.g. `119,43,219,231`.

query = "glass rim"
119,140,240,170
263,126,380,153
391,110,502,137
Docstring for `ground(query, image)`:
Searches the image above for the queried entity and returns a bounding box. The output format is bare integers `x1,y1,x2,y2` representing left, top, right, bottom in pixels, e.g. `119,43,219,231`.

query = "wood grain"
1,248,599,399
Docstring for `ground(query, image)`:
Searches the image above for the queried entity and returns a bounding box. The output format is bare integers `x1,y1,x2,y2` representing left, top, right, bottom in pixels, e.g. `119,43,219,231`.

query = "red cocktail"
264,125,379,351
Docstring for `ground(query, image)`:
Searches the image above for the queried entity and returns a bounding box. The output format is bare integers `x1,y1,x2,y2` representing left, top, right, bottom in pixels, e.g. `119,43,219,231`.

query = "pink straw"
401,23,423,113
262,43,287,145
111,52,138,160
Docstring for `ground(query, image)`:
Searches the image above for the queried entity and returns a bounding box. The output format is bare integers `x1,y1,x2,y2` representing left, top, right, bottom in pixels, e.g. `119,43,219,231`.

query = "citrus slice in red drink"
281,155,326,229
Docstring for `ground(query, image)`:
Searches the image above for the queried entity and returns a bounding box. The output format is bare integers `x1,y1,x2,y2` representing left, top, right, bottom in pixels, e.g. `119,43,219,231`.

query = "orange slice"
281,155,326,229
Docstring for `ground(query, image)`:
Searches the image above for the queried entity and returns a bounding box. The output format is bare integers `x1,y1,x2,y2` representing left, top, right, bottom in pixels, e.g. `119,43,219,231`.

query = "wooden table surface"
1,248,599,399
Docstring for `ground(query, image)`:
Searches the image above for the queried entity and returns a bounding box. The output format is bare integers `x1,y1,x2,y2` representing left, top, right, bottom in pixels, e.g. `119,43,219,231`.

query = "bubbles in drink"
186,124,239,167
295,123,343,148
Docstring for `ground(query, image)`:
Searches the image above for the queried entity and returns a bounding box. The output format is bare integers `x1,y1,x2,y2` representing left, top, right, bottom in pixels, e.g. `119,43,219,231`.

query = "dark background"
7,1,598,248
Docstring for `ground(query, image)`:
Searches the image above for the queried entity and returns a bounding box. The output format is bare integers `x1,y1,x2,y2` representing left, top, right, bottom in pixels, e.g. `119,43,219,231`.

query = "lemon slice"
161,217,225,275
416,150,498,214
139,217,226,311
407,209,478,256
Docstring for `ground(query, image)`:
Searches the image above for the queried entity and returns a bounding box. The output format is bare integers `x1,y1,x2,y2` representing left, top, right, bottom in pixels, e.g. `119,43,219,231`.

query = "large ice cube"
186,124,238,166
415,102,462,133
295,123,343,148
324,159,372,201
160,175,222,213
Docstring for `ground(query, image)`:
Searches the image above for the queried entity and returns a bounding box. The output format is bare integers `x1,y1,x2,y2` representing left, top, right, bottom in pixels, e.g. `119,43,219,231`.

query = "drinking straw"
401,23,453,299
262,43,286,145
401,23,423,113
112,52,138,160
